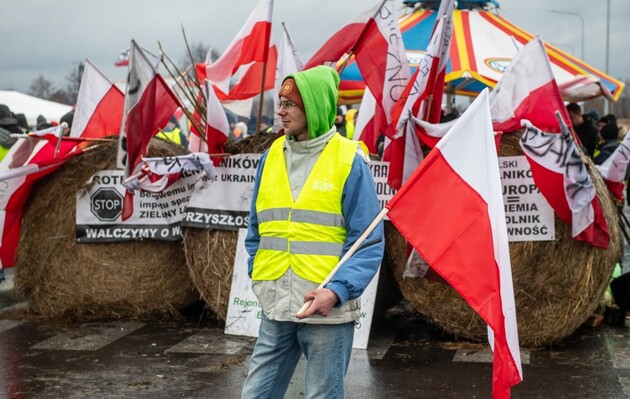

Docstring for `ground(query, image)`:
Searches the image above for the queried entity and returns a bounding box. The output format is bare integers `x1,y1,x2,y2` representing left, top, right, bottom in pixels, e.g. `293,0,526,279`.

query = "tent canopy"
0,90,73,128
339,9,624,104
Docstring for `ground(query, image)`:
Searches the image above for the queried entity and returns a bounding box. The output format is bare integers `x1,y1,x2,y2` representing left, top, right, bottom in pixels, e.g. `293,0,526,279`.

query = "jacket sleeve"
325,154,385,305
245,151,268,278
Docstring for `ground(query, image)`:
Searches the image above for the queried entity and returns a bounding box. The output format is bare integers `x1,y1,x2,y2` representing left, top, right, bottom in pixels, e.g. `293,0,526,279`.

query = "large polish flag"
69,59,124,140
303,0,386,70
595,129,630,201
386,90,523,398
489,36,571,133
520,116,610,248
203,0,276,101
117,40,181,221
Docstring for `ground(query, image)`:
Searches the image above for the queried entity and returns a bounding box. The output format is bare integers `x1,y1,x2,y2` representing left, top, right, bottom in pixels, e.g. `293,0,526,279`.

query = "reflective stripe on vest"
253,133,361,283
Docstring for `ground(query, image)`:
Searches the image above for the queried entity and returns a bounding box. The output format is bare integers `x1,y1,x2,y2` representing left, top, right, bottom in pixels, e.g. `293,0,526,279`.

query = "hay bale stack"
15,138,198,320
183,133,281,319
387,131,621,347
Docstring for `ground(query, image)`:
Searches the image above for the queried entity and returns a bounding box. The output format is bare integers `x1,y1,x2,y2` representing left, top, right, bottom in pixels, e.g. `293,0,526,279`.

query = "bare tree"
29,75,55,99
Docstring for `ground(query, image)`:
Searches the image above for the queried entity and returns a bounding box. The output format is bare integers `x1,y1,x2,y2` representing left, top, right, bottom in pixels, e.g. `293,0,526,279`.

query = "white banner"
499,155,555,241
224,229,380,349
182,154,260,230
75,169,199,242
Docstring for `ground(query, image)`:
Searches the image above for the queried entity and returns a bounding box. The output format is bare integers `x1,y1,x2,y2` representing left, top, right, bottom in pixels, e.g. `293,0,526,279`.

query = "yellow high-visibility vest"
253,133,362,283
157,128,182,145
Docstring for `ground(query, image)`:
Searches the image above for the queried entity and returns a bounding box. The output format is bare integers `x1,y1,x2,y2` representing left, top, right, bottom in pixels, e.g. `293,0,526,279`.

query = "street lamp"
550,9,585,61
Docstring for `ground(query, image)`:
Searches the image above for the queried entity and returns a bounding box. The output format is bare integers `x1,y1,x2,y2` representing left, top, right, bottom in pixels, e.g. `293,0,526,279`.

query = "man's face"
277,96,308,141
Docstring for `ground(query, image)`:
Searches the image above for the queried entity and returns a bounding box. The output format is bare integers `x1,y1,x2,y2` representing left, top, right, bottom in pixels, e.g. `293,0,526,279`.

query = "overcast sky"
0,0,628,94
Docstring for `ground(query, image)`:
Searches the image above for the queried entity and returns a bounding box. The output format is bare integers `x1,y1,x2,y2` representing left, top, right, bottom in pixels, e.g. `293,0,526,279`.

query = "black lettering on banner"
181,207,249,231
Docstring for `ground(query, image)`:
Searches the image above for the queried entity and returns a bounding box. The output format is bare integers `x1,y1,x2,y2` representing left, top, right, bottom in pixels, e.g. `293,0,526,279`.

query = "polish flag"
0,126,79,269
203,0,276,101
117,40,181,221
114,48,130,67
595,129,630,201
384,0,453,189
303,0,386,70
273,22,304,131
193,80,231,165
353,87,383,154
354,0,411,134
386,90,522,398
70,59,124,140
520,115,610,248
489,36,571,134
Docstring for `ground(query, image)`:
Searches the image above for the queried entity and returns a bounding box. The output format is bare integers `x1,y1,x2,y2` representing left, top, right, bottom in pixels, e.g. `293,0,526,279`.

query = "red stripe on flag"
81,86,124,139
304,23,369,69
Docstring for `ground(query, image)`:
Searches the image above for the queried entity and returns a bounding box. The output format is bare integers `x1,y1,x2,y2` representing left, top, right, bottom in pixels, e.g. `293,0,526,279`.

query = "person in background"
60,110,74,135
231,121,249,141
241,65,384,399
594,121,620,165
566,102,598,158
157,116,188,148
344,108,357,139
334,106,347,137
14,113,29,132
0,104,19,161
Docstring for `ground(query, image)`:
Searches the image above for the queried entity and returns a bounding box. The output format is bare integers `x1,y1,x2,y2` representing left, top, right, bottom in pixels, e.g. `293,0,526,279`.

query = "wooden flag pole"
296,207,390,317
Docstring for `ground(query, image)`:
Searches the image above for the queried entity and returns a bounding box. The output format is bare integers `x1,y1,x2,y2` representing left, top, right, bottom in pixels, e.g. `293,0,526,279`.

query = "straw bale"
387,131,622,347
183,133,281,319
15,138,198,320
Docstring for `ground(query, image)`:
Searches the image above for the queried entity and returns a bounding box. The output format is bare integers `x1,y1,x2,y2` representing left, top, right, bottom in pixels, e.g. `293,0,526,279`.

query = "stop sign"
90,188,123,221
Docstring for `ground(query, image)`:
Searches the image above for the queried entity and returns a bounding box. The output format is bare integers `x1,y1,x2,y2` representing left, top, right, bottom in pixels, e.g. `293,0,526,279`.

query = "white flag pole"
296,207,390,317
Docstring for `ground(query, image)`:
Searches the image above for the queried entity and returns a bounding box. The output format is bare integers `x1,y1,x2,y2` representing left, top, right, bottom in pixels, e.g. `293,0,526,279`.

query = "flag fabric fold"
70,59,124,140
117,40,181,221
386,90,523,399
125,153,216,194
595,129,630,201
519,116,610,248
488,36,571,134
273,22,304,131
0,125,80,269
303,0,386,70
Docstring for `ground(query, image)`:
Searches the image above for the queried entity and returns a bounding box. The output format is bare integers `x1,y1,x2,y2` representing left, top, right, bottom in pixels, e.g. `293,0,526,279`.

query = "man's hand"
295,288,339,319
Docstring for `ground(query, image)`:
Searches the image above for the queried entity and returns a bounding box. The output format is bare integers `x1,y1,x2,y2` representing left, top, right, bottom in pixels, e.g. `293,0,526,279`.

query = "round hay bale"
15,138,198,320
387,131,621,347
183,133,281,319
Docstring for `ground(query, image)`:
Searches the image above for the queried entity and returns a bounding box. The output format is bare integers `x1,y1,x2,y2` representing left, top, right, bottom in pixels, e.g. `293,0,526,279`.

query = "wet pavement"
0,294,630,399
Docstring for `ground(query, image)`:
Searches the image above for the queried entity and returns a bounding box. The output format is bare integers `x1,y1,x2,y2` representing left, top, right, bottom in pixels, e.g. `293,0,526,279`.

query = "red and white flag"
70,59,124,140
354,0,411,134
114,48,130,67
595,129,630,201
273,22,304,131
117,40,181,221
520,115,610,248
353,87,380,154
0,126,79,269
190,79,231,164
126,153,216,194
203,0,276,101
303,0,386,70
384,0,453,189
386,90,522,398
489,36,571,134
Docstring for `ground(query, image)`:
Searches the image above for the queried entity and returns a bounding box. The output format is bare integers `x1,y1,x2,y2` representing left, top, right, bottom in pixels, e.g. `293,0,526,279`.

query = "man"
241,65,384,399
566,102,598,158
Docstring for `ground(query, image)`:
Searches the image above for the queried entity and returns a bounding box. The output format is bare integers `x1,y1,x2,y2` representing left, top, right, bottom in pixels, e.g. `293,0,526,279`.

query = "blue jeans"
241,315,354,399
